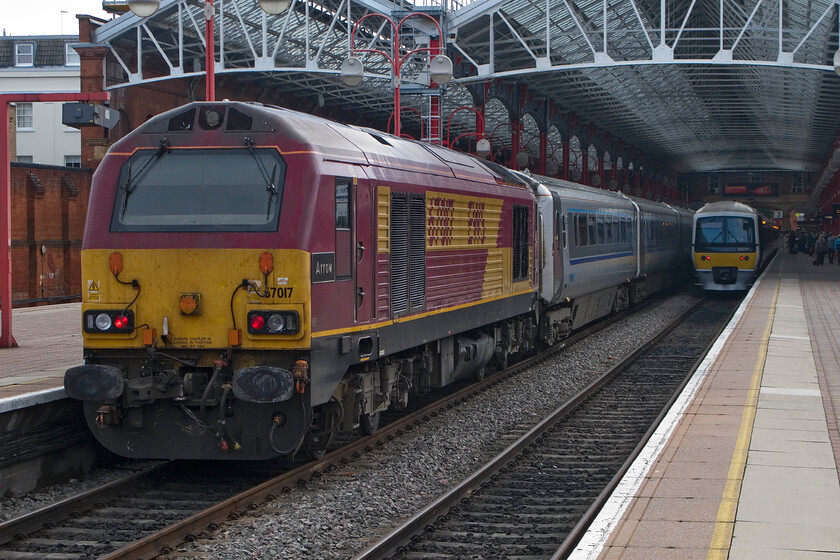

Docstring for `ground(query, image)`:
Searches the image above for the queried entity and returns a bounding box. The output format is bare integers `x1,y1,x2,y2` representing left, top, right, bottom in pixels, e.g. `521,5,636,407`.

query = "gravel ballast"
163,292,701,560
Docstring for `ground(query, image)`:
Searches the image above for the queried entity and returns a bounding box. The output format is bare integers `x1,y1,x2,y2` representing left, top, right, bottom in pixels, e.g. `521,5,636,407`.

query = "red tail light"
250,314,265,331
114,315,130,329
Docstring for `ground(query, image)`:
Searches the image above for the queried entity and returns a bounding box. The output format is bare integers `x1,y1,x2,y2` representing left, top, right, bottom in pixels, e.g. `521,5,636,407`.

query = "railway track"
0,294,697,560
354,296,738,560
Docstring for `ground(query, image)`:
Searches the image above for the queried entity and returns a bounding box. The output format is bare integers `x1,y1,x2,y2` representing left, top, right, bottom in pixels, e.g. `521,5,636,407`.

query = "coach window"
588,215,597,247
606,217,614,244
596,217,605,245
577,214,587,246
560,214,567,248
620,219,627,245
335,180,352,279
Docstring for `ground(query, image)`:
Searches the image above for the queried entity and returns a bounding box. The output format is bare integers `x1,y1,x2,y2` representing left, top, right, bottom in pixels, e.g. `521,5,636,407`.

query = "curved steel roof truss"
92,0,840,173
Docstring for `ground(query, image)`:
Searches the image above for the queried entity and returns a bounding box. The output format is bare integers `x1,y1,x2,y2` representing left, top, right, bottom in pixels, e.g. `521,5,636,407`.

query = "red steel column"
538,132,547,175
205,0,216,102
1,92,108,348
1,99,13,347
562,140,569,180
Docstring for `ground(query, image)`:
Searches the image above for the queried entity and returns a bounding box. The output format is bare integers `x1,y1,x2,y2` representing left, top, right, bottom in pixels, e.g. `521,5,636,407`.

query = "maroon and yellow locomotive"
65,102,540,459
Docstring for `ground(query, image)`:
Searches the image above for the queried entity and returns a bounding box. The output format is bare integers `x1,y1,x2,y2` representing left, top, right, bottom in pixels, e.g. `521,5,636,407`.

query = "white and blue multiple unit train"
691,200,779,291
513,170,694,345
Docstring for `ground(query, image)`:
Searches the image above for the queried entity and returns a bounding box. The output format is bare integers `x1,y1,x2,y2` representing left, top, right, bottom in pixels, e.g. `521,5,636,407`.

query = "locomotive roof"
121,101,530,192
696,200,758,216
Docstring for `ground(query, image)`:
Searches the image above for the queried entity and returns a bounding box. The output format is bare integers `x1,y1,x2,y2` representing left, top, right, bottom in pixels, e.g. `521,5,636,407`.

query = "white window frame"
16,155,34,163
15,43,34,67
708,178,719,194
65,155,82,168
65,43,80,66
15,103,33,131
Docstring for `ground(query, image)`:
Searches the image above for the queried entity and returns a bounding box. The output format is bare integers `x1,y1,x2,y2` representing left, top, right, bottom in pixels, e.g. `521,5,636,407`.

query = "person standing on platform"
814,234,828,266
828,233,838,264
834,236,840,265
788,231,798,254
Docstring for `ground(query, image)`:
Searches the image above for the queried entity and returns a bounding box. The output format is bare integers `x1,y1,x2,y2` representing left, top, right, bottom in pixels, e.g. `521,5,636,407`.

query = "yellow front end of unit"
81,248,311,350
693,251,756,270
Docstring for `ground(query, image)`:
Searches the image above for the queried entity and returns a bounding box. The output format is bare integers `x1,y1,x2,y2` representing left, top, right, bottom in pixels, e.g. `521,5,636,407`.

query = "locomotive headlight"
205,109,223,128
267,314,285,333
95,313,112,331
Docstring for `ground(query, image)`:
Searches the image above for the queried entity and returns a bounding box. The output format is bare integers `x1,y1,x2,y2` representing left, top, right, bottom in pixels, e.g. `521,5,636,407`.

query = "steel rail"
100,298,657,560
0,463,171,547
550,295,737,559
0,294,664,560
352,297,709,560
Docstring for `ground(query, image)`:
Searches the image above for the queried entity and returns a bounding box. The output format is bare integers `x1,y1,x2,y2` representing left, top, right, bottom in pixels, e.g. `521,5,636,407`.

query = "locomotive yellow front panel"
81,248,311,350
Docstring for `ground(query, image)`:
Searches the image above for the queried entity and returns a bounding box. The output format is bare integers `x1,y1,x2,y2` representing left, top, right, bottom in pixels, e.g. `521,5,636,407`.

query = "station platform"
571,249,840,559
0,303,81,412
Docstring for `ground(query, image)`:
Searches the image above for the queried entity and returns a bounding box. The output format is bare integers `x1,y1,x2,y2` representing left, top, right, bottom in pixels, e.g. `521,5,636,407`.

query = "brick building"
8,163,91,304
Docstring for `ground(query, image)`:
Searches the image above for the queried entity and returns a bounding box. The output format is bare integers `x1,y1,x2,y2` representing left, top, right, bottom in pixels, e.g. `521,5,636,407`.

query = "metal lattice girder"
93,0,449,125
447,0,840,172
92,0,840,173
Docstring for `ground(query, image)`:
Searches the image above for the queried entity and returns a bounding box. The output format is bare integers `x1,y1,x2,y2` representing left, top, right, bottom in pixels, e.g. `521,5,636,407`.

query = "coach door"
553,191,565,296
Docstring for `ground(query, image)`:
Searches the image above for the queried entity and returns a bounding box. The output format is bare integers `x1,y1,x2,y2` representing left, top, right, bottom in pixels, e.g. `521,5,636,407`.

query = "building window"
16,103,33,130
709,177,719,194
65,155,82,168
16,155,33,163
15,43,34,66
65,43,80,66
792,174,803,193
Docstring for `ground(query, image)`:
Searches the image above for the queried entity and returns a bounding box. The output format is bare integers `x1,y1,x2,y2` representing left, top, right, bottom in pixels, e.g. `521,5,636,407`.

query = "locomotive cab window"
695,216,756,252
111,147,285,232
335,180,352,279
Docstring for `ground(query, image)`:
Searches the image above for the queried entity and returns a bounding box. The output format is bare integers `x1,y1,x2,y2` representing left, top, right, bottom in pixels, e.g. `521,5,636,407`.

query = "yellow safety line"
706,276,780,560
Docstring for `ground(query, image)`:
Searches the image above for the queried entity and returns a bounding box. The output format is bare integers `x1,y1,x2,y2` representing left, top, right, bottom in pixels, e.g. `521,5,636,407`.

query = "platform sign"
723,183,779,197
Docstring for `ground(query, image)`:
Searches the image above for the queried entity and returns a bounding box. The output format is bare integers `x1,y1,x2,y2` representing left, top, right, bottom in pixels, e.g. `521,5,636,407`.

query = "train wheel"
360,412,380,435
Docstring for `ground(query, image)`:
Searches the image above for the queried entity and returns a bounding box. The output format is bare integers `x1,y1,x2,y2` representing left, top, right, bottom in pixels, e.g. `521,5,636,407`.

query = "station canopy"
93,0,840,173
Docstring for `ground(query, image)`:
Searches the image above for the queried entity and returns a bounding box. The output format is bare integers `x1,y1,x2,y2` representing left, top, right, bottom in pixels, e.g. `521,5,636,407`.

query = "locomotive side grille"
390,194,409,317
390,193,427,318
513,205,530,282
409,194,426,313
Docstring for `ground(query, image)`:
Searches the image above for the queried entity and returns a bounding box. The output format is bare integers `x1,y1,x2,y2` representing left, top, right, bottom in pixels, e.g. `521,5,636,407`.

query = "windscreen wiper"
243,137,278,218
120,138,170,217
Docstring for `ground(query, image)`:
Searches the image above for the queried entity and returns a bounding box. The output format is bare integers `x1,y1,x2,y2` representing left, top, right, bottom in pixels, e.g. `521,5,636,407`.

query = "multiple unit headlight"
248,310,299,335
84,310,134,333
